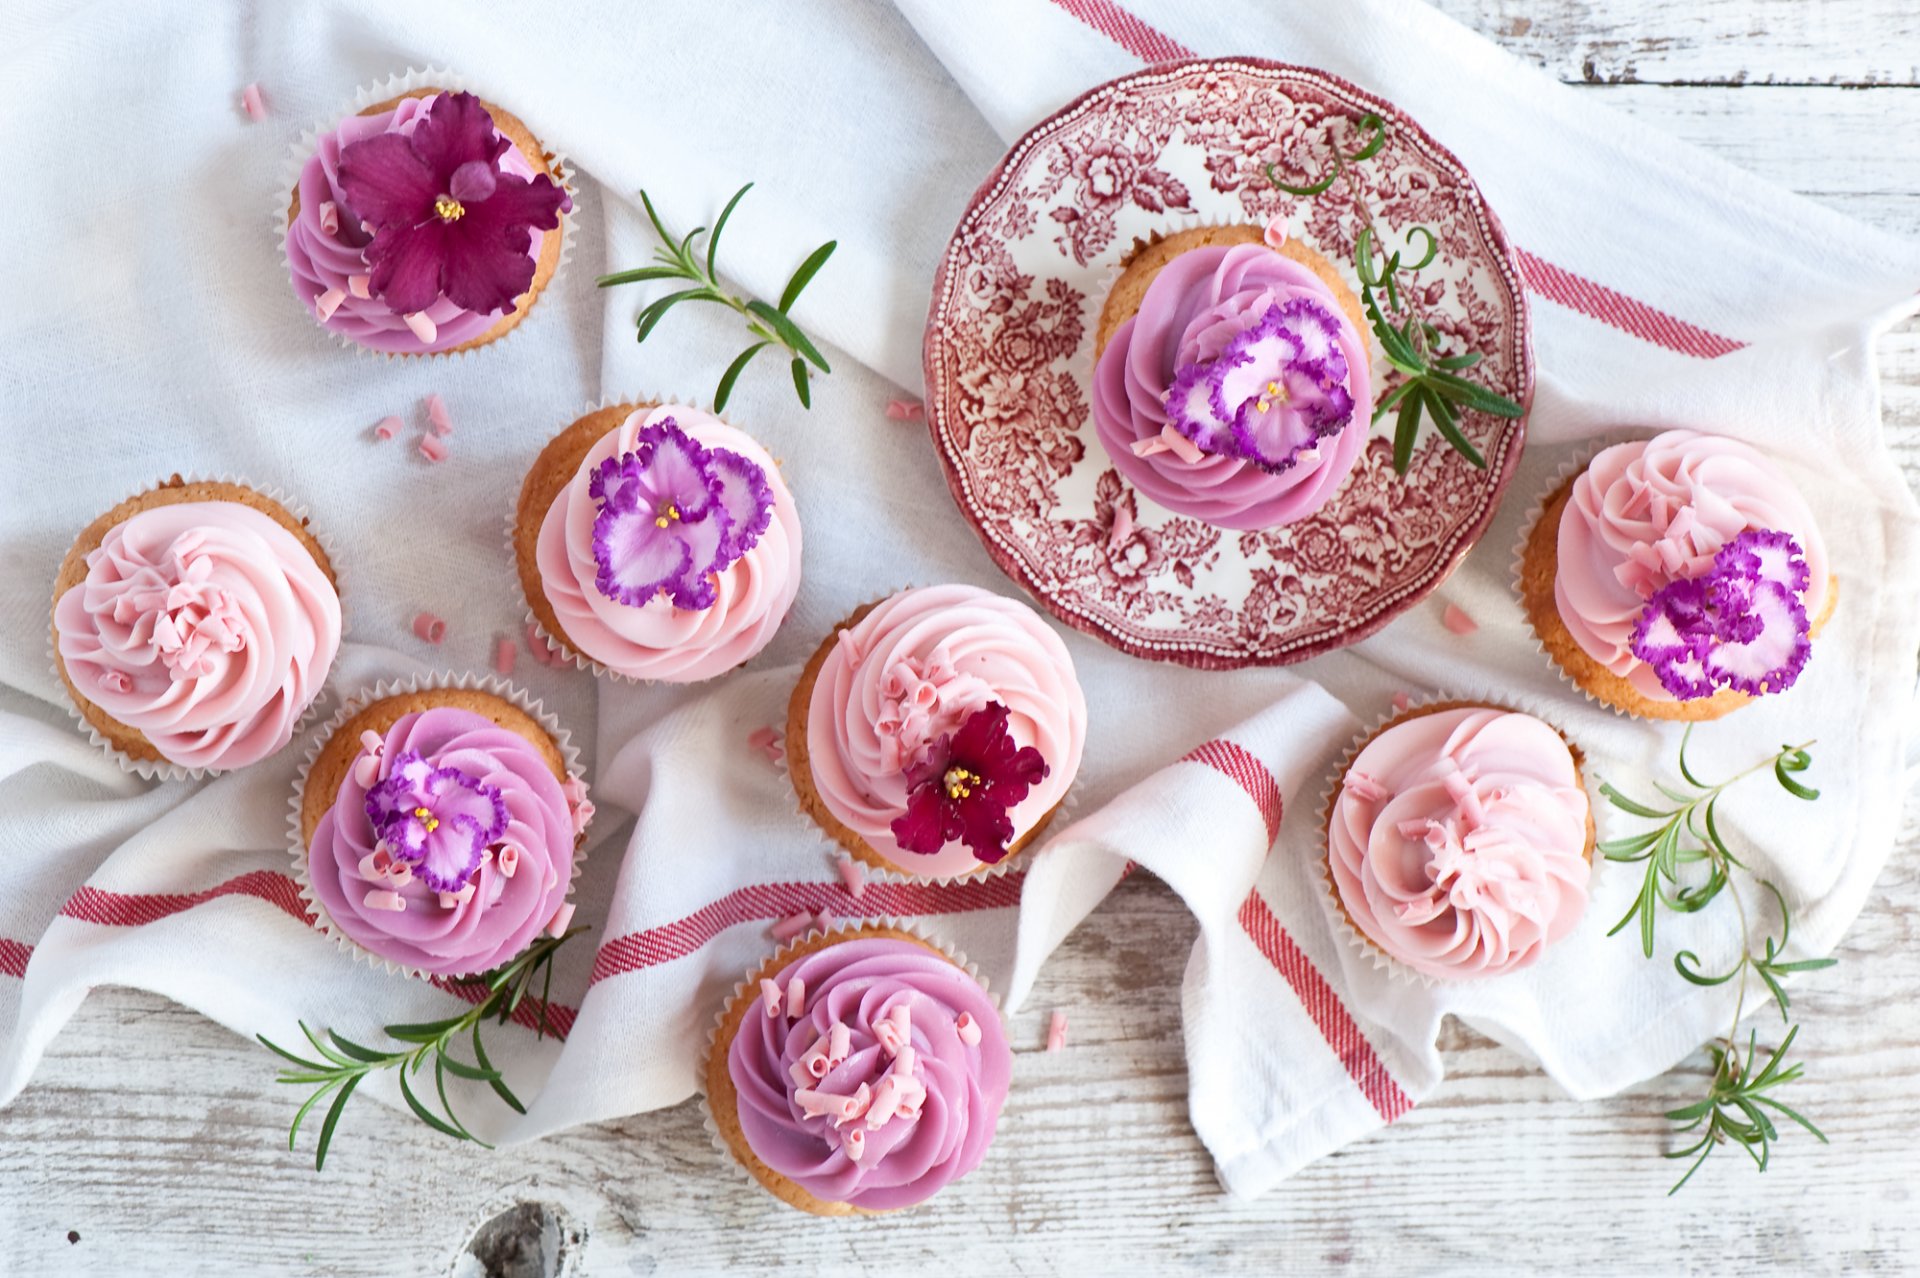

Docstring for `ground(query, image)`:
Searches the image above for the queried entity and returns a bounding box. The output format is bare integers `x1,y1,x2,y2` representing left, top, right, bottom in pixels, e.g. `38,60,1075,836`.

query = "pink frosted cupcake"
513,401,801,682
1324,702,1593,982
285,86,570,356
1091,225,1373,530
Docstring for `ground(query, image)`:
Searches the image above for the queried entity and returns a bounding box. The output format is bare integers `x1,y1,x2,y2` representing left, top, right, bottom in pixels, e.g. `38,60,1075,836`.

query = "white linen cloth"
2,0,1917,1197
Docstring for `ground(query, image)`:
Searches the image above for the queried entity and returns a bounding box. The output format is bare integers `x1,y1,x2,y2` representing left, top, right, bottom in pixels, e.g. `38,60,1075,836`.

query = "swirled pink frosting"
55,501,340,771
535,405,801,682
727,937,1010,1212
1329,707,1590,981
1554,430,1831,701
286,94,553,354
805,585,1086,878
307,707,575,976
1092,242,1372,529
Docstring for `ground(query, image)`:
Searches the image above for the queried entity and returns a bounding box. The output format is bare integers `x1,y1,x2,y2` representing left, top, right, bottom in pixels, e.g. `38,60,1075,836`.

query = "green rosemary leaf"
313,1073,362,1173
1417,385,1486,469
537,952,555,1042
1433,350,1482,372
301,1022,355,1068
636,288,713,343
791,356,811,409
1598,830,1661,860
288,1078,343,1153
1425,370,1525,417
383,1019,462,1044
397,1064,464,1141
1767,957,1839,973
1598,781,1672,820
713,341,770,412
326,1031,395,1065
471,1024,526,1115
1775,750,1819,800
1403,225,1439,270
1261,161,1337,197
637,189,675,252
1373,378,1418,420
1750,1093,1827,1142
257,1034,330,1074
1347,112,1388,162
778,241,838,314
1391,392,1421,474
746,301,831,372
595,265,688,288
1674,950,1738,986
436,1054,493,1149
706,182,754,281
436,1052,501,1083
1354,227,1379,287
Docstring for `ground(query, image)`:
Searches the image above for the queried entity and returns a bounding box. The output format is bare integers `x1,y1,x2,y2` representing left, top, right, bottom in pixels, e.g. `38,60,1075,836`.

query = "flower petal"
890,783,950,856
708,446,774,568
335,131,438,228
593,502,693,607
416,820,486,893
634,420,720,522
365,217,456,316
437,169,569,314
1702,579,1811,696
407,91,509,187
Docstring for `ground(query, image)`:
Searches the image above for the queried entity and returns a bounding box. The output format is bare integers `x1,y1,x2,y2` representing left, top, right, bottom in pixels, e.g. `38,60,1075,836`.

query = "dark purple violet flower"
335,91,570,316
1630,529,1812,701
890,702,1048,864
590,418,773,612
1162,299,1354,472
364,750,508,892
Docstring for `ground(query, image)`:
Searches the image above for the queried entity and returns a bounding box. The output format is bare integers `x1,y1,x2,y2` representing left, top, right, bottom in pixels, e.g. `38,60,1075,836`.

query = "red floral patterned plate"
923,58,1532,668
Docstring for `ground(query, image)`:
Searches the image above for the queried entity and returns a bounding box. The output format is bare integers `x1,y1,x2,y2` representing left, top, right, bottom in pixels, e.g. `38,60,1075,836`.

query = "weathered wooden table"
5,4,1916,1273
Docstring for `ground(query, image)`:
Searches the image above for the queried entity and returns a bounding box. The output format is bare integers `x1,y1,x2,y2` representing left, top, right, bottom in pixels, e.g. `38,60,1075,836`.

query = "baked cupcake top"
1092,231,1373,530
287,90,570,355
1555,430,1830,705
54,498,340,771
305,705,585,976
531,404,800,682
725,935,1011,1212
1329,705,1591,982
804,585,1086,878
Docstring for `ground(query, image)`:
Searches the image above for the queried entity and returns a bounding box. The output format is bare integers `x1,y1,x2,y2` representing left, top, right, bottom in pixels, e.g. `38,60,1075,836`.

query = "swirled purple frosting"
727,938,1011,1211
306,707,576,976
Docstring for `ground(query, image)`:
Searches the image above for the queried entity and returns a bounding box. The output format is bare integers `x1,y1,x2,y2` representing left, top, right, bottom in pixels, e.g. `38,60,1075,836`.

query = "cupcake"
1090,224,1374,530
296,680,590,977
51,477,342,775
1324,701,1592,982
513,401,801,682
786,584,1086,880
286,86,571,356
1518,429,1835,720
705,925,1011,1215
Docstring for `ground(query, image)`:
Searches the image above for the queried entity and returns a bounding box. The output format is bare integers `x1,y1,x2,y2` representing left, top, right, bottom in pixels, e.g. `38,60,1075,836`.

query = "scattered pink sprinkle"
769,911,814,942
425,392,453,436
239,83,267,121
419,434,449,463
1391,691,1412,713
1046,1010,1069,1052
813,908,833,934
493,635,517,676
745,725,784,768
348,273,371,299
372,414,402,441
885,398,925,421
836,856,867,901
412,612,447,644
525,621,565,666
314,287,346,321
403,311,437,344
1262,215,1289,249
318,201,339,236
1442,603,1479,635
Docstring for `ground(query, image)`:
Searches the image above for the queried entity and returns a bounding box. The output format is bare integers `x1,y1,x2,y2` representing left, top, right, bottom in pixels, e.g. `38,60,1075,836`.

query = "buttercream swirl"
55,501,340,771
1554,430,1830,701
1092,242,1373,529
1329,707,1591,981
727,937,1010,1212
806,585,1086,878
535,405,801,682
307,707,576,976
286,94,553,354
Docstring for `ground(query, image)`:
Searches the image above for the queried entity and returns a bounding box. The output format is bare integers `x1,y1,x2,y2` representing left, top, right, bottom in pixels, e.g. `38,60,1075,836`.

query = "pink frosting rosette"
723,934,1011,1212
1092,242,1373,529
54,500,341,772
1328,706,1591,982
533,403,801,682
804,585,1086,879
304,705,584,977
1553,430,1830,704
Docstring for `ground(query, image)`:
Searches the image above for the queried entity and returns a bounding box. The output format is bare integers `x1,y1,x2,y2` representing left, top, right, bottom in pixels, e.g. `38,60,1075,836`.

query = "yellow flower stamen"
654,501,681,529
412,805,439,833
434,194,465,221
943,766,981,801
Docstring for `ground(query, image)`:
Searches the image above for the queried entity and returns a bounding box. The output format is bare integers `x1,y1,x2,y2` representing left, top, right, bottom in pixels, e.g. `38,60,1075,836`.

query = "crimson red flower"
336,91,570,316
890,703,1049,863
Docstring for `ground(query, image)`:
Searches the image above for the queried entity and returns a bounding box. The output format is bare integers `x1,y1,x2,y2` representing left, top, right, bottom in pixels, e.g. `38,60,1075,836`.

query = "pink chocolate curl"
419,434,449,463
786,976,806,1018
373,414,402,441
835,855,867,901
547,901,576,937
746,725,784,768
1442,603,1479,635
955,1012,982,1047
769,911,813,942
425,392,454,436
493,635,517,676
412,612,447,644
760,978,783,1018
885,399,925,421
239,83,267,121
1046,1010,1068,1052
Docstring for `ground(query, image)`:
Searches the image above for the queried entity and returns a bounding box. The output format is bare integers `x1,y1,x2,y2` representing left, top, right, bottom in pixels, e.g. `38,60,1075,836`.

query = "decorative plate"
923,58,1532,668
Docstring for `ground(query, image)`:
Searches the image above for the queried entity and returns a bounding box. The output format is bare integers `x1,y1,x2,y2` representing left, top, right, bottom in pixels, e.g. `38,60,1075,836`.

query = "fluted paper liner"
274,67,578,363
286,670,588,981
49,471,350,782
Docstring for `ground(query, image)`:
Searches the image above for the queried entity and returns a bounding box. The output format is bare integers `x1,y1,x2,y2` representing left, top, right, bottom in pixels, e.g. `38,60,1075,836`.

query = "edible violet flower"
1631,529,1812,701
336,91,570,316
364,750,509,893
891,702,1048,864
590,418,773,612
1163,297,1354,472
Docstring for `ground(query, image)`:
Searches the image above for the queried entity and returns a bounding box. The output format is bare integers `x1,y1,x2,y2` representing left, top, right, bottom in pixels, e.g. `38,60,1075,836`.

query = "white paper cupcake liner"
50,472,351,782
505,392,798,687
1314,691,1607,990
286,669,589,981
274,67,578,364
697,918,1001,1211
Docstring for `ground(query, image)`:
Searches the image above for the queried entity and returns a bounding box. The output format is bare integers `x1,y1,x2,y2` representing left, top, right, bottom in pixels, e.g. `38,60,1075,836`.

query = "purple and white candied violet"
364,750,509,892
589,417,773,612
1630,529,1812,700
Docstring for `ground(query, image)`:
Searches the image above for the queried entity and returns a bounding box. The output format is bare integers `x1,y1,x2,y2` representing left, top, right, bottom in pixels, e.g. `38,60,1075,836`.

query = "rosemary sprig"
597,183,836,411
1599,728,1833,1193
258,927,585,1171
1265,116,1523,475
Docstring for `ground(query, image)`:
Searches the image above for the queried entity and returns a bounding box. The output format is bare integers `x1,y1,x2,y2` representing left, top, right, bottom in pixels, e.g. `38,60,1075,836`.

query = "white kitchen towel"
1,0,1917,1198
